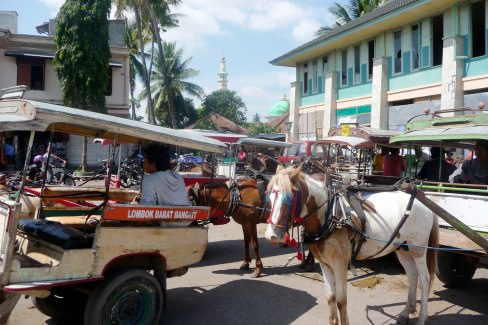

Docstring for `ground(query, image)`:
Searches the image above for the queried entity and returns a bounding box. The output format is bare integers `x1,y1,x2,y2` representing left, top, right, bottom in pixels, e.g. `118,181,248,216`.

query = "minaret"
218,55,228,90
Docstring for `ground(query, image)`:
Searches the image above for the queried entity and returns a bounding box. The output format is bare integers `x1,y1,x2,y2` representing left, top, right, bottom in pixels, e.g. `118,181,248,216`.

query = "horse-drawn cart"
390,107,488,287
0,93,227,323
313,123,399,183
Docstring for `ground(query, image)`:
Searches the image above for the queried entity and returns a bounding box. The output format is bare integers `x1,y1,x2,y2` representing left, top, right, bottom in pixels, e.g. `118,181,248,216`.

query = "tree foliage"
315,0,389,37
200,90,247,126
139,42,204,127
193,119,219,131
54,0,111,112
247,122,280,135
155,94,198,128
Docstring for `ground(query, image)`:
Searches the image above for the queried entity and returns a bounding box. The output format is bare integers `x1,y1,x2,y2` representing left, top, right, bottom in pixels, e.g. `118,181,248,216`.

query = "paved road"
9,221,488,324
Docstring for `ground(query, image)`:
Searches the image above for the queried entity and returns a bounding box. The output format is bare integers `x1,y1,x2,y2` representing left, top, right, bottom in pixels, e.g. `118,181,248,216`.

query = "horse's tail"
427,213,439,292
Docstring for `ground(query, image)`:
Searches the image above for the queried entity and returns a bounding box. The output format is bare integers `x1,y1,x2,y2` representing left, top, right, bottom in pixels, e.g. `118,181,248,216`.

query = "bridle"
266,176,337,232
266,186,302,229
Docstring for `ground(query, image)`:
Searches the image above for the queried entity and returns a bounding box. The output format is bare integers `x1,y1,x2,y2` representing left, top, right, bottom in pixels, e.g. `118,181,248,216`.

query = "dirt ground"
9,220,488,325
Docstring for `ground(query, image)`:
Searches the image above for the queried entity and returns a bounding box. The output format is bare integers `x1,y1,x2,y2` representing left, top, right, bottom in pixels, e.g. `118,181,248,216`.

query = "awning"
4,50,123,67
390,125,488,149
236,138,292,148
316,136,373,149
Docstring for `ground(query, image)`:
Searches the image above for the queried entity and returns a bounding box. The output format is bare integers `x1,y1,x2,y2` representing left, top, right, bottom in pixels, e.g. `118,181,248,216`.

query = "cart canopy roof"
236,137,292,148
390,112,488,149
317,124,399,149
0,99,227,154
189,130,248,144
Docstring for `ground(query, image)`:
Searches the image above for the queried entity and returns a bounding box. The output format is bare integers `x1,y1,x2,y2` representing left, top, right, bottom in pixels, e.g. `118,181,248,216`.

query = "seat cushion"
18,219,94,250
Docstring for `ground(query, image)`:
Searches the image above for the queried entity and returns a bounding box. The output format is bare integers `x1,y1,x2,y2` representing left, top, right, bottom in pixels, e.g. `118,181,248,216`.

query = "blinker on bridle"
267,187,302,228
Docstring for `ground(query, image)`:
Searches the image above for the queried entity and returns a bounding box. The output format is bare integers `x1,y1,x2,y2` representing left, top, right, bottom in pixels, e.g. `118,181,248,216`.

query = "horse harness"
199,178,270,223
291,180,418,262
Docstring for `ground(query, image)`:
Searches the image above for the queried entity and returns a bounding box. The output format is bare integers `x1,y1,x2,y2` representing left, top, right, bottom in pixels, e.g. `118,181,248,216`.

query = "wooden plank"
439,228,484,251
42,187,138,202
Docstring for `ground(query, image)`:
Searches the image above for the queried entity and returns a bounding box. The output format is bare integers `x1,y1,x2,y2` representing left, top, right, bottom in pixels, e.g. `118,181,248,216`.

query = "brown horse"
188,176,315,278
188,178,268,278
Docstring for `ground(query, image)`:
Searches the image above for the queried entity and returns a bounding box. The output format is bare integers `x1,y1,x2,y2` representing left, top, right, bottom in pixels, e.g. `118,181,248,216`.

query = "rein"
363,184,418,259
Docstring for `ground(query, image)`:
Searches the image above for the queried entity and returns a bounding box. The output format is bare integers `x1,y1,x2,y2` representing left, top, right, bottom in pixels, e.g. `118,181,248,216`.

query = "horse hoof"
303,263,314,272
250,271,261,278
239,263,250,270
298,262,314,272
396,315,409,324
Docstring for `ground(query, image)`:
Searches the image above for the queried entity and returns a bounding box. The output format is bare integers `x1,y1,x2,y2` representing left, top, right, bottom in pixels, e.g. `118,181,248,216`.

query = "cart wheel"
84,269,163,325
63,175,76,186
32,287,88,320
436,250,477,288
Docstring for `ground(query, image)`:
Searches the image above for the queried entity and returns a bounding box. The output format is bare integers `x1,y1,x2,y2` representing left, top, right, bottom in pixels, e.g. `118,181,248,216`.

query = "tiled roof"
187,113,250,134
268,113,290,133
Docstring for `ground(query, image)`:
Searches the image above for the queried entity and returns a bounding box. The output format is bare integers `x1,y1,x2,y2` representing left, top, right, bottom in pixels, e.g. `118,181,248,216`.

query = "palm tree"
125,20,145,120
315,0,389,37
143,0,182,128
140,42,204,127
113,0,182,125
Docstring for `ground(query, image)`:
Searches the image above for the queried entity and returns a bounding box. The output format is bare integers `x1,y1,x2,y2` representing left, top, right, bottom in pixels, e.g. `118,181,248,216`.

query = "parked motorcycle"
119,158,142,188
46,161,76,186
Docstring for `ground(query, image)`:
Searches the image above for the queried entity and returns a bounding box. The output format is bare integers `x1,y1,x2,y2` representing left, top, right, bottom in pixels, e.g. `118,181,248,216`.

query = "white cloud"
240,86,266,98
246,1,308,31
276,70,295,88
39,0,64,7
292,19,322,42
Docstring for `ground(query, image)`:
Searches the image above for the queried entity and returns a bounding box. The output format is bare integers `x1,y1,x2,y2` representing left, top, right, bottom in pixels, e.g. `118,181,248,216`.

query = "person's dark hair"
144,143,171,171
389,147,400,155
430,147,443,159
475,139,488,151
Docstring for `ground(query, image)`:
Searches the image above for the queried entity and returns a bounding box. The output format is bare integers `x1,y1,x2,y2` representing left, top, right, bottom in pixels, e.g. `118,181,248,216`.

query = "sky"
1,0,335,121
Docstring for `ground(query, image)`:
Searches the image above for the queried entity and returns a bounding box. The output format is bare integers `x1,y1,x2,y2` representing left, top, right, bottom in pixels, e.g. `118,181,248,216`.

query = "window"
104,67,113,96
432,15,443,66
368,39,375,79
16,57,45,90
393,30,402,73
303,64,308,94
312,60,318,92
323,56,329,73
412,24,420,69
341,50,347,86
472,1,486,58
354,45,360,84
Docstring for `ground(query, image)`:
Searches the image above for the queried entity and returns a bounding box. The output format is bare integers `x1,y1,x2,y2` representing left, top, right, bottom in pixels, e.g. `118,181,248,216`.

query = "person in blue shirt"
136,143,190,206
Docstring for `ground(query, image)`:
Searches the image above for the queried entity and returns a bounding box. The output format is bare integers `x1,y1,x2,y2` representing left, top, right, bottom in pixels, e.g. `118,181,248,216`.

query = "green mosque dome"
268,95,289,116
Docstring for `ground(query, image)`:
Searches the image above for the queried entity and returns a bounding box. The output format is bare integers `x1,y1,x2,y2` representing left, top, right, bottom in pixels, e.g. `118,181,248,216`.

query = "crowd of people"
371,140,488,185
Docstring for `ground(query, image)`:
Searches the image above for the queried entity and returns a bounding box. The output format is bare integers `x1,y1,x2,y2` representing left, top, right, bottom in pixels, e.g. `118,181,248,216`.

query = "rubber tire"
436,250,477,288
63,175,76,186
84,269,163,325
32,287,88,320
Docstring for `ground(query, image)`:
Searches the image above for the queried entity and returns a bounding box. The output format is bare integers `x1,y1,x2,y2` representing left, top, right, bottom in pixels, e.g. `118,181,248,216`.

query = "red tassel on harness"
290,238,297,248
283,232,291,244
297,250,303,261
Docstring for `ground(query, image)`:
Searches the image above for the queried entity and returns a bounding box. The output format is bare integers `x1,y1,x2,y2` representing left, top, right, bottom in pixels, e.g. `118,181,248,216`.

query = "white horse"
265,165,438,325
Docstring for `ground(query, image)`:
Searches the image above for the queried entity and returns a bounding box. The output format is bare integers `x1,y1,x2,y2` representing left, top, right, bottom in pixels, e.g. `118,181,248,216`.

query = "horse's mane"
267,166,298,196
